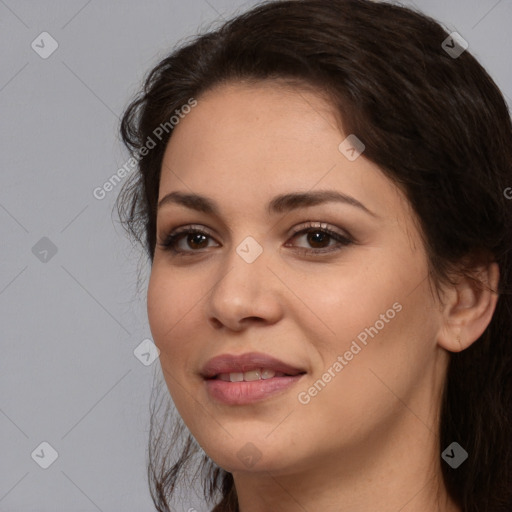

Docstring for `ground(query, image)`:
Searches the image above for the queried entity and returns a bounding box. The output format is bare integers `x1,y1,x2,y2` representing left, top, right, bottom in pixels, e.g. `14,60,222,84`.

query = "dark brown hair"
116,1,512,510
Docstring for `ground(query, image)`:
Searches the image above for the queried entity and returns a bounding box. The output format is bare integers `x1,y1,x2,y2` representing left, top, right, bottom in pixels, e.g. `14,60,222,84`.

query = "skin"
147,80,499,512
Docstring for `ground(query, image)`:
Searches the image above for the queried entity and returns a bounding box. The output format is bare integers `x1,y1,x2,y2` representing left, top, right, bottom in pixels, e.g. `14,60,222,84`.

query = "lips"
201,352,307,405
200,351,306,380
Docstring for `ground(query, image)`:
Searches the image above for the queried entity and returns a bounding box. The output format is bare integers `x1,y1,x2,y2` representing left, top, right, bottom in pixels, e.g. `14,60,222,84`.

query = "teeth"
244,369,262,381
261,368,277,379
216,368,291,382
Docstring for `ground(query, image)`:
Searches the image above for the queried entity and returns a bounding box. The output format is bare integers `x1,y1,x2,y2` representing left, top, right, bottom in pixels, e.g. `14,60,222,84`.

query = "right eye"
158,226,219,255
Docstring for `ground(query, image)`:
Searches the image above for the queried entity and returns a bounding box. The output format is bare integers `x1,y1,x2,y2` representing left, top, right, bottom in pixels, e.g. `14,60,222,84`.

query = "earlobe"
437,262,500,353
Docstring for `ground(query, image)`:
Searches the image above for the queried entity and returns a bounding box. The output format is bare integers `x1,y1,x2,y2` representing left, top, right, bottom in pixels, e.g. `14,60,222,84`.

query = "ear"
437,262,500,352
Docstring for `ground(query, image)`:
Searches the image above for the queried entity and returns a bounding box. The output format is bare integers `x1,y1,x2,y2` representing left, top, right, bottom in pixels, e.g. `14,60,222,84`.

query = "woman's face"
147,81,450,475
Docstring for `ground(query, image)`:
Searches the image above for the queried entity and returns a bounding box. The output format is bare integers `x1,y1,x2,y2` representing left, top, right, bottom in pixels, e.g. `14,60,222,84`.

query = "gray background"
1,1,510,511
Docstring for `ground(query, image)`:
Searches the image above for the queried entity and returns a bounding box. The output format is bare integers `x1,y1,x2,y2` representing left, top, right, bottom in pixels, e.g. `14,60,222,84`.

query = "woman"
116,0,512,510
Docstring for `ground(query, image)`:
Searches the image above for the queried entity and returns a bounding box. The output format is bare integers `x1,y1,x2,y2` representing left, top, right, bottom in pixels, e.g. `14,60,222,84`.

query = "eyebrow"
157,189,376,217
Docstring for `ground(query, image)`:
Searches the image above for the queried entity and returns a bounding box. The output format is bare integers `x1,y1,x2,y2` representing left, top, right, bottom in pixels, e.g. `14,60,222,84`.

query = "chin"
197,432,300,474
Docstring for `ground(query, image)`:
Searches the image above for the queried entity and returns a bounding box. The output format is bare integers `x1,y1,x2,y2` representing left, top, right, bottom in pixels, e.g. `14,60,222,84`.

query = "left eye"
287,225,353,254
158,223,353,255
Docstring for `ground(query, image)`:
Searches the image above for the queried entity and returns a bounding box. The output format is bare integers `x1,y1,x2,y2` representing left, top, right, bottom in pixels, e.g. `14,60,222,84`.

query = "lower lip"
204,375,305,405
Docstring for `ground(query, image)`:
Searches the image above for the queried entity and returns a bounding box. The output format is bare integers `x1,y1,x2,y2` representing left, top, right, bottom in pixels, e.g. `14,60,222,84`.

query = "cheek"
312,263,402,346
147,266,213,387
147,269,199,414
147,268,190,362
309,249,435,387
147,269,168,345
294,292,436,450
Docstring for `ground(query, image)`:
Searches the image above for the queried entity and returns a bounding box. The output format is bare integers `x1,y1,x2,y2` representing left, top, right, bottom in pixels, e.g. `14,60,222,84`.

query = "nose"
206,239,284,332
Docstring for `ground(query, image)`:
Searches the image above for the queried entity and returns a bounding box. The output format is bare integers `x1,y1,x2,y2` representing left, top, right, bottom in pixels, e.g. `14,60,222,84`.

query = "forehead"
158,81,409,221
164,81,340,166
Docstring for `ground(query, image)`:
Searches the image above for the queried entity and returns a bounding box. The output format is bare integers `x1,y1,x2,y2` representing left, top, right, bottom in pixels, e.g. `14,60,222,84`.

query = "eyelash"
157,222,353,257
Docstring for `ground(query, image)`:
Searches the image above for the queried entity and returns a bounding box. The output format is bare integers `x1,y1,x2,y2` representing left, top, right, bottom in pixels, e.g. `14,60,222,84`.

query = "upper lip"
200,351,307,379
